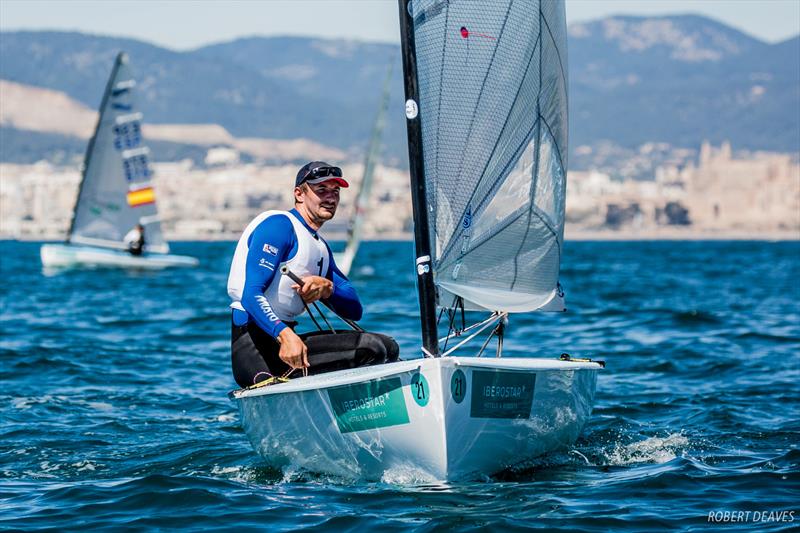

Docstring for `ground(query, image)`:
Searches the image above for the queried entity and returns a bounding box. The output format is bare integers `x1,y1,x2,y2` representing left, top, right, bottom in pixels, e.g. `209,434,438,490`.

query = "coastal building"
2,141,797,240
684,141,799,231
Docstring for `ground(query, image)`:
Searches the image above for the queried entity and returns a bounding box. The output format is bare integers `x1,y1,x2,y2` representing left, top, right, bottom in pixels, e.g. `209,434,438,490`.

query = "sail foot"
438,281,564,313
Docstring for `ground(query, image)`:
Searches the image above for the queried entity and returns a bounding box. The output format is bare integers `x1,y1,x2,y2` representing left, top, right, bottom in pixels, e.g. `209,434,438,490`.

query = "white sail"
410,0,568,312
68,52,169,254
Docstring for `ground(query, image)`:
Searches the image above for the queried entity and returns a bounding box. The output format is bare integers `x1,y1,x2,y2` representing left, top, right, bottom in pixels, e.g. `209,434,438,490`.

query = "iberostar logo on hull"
327,377,410,433
470,370,536,419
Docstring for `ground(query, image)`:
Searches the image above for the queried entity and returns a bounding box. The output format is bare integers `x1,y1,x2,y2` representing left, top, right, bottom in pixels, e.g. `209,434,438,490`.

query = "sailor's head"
294,161,349,222
295,161,349,189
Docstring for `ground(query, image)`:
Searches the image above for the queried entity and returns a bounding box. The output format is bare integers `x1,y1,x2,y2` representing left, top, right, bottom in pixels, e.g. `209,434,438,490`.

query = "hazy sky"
1,0,798,50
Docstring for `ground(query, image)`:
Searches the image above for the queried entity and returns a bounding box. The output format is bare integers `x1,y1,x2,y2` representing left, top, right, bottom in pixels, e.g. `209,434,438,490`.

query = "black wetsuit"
129,237,144,256
231,323,399,388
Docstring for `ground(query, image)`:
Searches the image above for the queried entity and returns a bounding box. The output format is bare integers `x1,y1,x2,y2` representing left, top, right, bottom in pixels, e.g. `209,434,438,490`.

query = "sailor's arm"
276,328,308,369
323,258,363,321
293,242,362,320
239,216,293,339
240,216,309,369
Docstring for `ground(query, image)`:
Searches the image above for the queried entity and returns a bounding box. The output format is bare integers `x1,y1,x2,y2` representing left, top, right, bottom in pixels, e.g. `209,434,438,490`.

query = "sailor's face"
300,181,340,220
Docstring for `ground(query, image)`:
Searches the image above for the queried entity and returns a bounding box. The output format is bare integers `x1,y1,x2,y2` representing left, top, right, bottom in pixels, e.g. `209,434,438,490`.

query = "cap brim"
305,176,349,188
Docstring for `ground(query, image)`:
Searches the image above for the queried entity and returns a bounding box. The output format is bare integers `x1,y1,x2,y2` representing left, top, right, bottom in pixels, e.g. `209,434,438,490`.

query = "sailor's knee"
354,333,386,363
382,335,400,362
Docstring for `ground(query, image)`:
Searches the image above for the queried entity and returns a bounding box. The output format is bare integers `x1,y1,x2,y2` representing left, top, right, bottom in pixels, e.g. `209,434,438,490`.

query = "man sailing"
227,161,399,388
123,223,145,256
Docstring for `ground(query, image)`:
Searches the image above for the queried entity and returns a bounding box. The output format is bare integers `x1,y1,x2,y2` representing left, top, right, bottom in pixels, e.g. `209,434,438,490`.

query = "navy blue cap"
295,161,349,188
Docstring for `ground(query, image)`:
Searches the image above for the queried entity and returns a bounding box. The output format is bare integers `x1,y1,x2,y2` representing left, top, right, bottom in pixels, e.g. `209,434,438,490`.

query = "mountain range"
0,14,797,166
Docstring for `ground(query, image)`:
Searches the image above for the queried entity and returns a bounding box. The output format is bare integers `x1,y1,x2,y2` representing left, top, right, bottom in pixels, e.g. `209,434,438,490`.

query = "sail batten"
406,0,569,313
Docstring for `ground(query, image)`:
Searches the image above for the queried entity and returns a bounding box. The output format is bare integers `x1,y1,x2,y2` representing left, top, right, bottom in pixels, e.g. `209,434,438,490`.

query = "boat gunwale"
230,356,602,400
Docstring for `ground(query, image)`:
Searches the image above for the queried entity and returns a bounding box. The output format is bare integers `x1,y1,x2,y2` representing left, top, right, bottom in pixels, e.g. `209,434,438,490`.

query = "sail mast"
339,59,394,276
398,0,439,357
67,52,125,243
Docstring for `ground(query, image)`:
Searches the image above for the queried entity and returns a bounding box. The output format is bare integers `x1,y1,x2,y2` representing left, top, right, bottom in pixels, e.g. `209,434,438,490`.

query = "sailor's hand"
292,275,333,303
277,329,309,369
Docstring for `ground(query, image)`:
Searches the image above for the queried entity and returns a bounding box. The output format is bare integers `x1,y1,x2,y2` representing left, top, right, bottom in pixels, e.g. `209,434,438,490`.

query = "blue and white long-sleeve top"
227,208,362,338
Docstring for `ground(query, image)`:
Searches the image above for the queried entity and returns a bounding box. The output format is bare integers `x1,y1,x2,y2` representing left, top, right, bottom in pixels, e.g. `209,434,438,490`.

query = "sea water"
1,240,798,530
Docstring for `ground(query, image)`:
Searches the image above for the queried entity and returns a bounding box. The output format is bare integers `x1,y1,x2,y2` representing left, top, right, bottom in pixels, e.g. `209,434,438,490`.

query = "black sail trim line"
541,13,568,116
67,52,126,243
511,7,544,290
438,32,541,264
537,115,564,268
399,0,439,356
540,14,569,169
530,194,559,242
540,118,566,192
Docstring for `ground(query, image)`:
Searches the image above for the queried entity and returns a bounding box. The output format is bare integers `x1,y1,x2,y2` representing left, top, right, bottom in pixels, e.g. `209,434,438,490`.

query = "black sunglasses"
305,166,343,180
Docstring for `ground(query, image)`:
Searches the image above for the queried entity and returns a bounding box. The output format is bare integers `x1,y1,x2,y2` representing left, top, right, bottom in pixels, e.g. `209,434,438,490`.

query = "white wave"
380,465,440,485
603,433,689,466
72,460,97,471
211,466,241,475
87,402,114,411
12,395,61,409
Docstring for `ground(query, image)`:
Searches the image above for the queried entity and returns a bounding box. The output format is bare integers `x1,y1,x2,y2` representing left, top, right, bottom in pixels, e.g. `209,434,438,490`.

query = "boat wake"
600,433,690,466
215,431,692,486
380,466,441,485
494,431,692,481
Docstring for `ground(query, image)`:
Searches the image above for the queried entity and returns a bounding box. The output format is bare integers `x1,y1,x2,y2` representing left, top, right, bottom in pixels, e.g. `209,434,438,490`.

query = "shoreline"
564,228,800,241
4,229,798,243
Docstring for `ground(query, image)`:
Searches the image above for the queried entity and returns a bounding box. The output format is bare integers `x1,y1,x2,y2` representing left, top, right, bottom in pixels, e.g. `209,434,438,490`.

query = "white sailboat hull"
232,356,600,481
41,244,199,269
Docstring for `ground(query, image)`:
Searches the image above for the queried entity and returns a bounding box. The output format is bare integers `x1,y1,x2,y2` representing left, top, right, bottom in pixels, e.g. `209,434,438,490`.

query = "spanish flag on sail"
127,186,155,207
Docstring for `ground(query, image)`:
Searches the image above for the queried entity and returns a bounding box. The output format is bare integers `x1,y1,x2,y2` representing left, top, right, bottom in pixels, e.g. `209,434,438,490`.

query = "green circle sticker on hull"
410,373,429,407
451,369,467,404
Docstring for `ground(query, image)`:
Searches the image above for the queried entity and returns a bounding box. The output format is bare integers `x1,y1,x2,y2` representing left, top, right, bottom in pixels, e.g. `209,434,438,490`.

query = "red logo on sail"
460,26,496,40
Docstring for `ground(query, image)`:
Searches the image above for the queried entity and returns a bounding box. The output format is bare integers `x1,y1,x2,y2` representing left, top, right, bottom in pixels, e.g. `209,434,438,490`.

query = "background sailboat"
40,52,198,269
231,0,601,481
334,61,394,276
